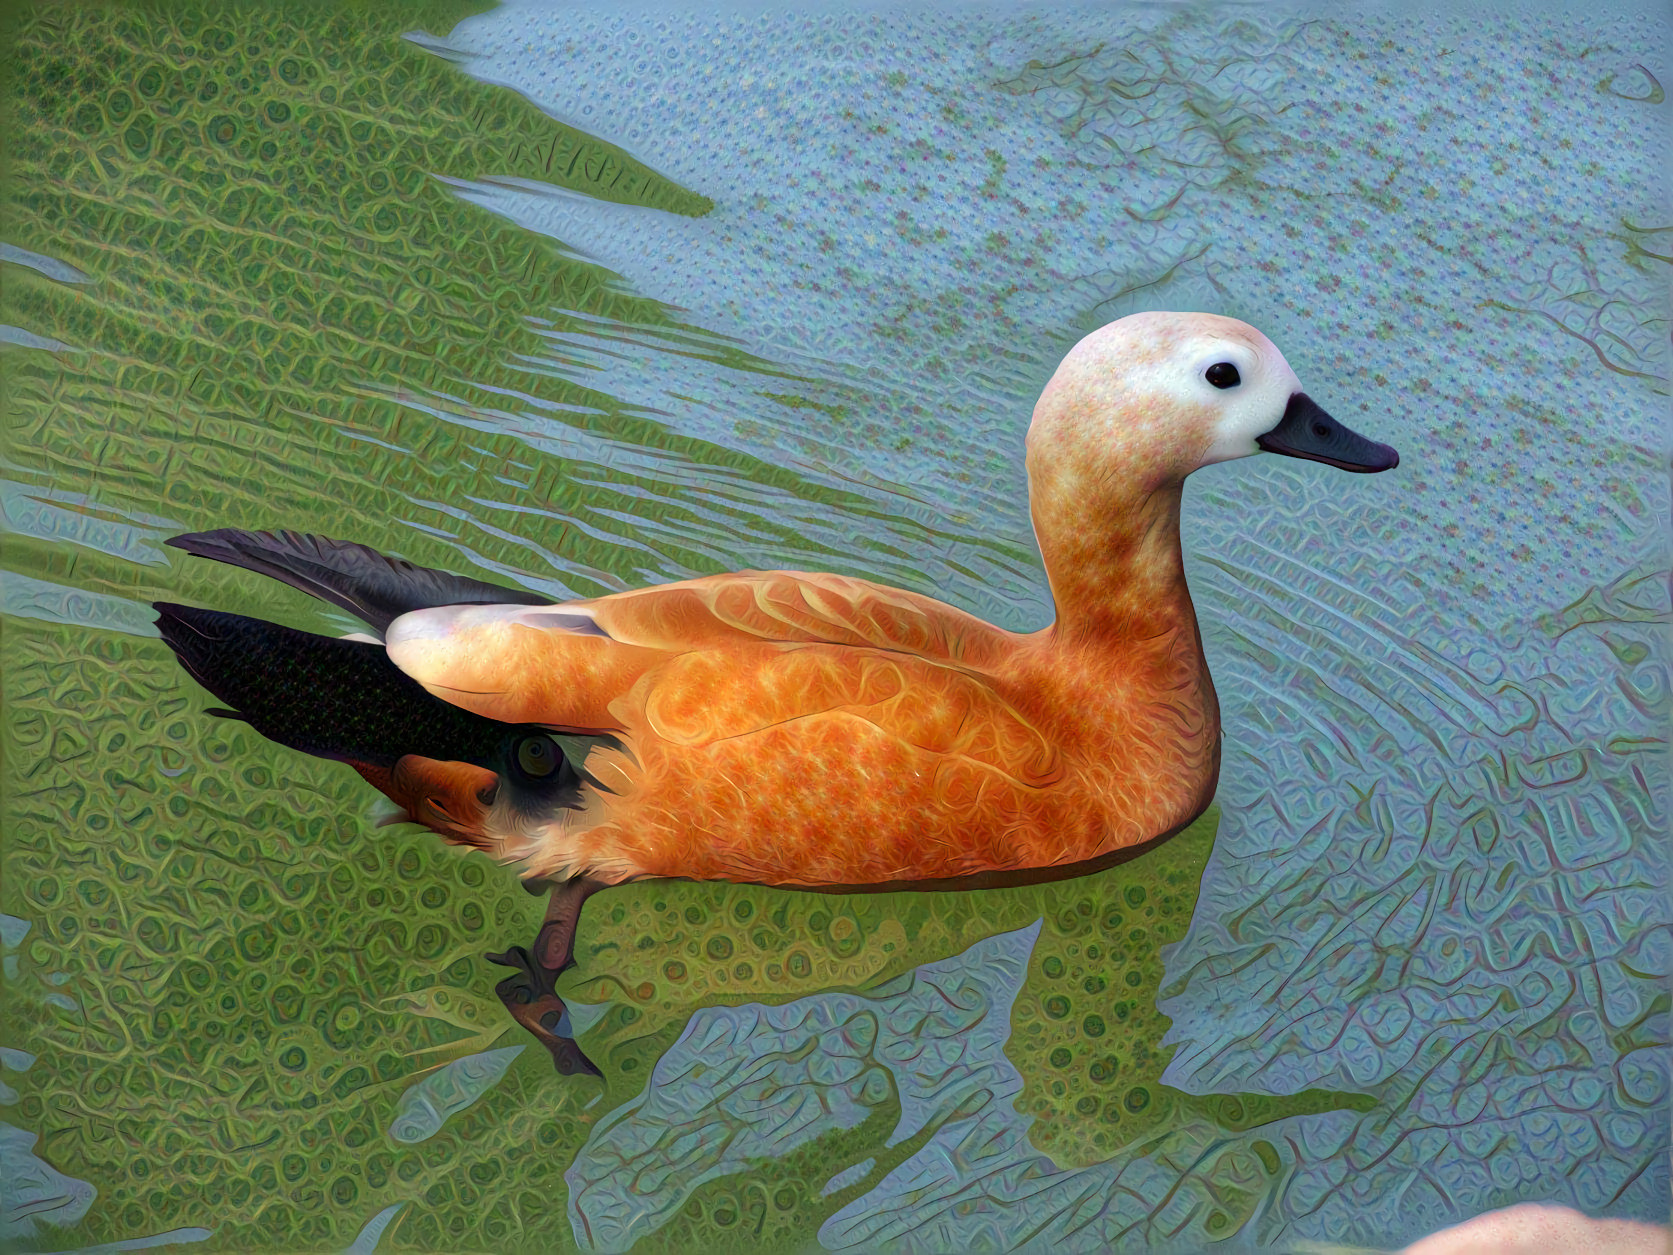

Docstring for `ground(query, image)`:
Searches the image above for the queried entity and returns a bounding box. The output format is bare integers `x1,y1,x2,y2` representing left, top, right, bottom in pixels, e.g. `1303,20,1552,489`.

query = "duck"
154,310,1398,1073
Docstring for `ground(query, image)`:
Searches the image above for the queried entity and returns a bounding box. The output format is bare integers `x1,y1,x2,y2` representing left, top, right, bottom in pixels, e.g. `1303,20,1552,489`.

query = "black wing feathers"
165,529,549,633
153,603,512,768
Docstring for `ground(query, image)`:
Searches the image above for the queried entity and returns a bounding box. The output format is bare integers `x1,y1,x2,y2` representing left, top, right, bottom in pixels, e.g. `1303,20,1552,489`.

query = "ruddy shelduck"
156,311,1398,1072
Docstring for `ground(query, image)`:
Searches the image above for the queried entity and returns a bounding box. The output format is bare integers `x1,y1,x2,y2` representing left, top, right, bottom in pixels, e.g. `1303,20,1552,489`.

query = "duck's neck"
1030,462,1196,648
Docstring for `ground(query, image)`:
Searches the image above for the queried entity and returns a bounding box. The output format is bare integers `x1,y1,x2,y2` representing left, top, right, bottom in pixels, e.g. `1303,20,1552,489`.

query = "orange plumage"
380,568,1217,888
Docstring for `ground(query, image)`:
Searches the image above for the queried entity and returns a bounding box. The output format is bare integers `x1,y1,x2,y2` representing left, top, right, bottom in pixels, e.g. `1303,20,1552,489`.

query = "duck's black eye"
1205,362,1241,389
513,734,560,780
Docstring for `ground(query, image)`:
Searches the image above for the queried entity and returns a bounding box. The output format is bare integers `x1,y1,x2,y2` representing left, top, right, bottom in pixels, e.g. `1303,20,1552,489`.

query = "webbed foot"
487,874,607,1076
486,943,600,1077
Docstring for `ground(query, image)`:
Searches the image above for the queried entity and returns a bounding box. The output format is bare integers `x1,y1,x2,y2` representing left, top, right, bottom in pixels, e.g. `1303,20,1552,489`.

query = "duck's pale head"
1024,311,1400,639
1027,310,1399,491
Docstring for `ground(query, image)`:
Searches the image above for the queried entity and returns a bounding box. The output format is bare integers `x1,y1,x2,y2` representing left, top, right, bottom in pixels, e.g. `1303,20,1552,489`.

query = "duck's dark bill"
1257,393,1399,473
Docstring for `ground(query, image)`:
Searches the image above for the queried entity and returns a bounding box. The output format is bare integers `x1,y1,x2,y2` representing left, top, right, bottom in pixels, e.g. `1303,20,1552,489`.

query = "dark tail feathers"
153,602,520,768
165,529,550,634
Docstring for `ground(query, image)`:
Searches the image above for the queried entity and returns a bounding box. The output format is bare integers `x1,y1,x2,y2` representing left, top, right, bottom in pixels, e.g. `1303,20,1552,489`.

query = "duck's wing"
578,570,1022,666
383,569,1028,730
153,601,521,769
166,529,554,633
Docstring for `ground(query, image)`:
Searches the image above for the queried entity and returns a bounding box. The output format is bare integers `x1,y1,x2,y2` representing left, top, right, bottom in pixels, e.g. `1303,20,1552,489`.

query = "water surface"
2,0,1666,1250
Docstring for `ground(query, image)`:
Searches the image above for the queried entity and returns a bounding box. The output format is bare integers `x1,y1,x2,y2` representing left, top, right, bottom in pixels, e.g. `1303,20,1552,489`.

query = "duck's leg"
487,875,606,1076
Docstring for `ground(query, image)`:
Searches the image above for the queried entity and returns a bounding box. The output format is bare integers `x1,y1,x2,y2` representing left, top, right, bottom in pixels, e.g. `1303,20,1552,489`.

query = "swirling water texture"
567,923,1039,1253
439,1,1667,627
387,1046,525,1144
1,0,1665,1249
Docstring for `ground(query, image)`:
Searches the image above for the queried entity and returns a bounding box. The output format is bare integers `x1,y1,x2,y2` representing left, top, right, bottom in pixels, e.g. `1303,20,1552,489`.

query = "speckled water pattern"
2,0,1667,1251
